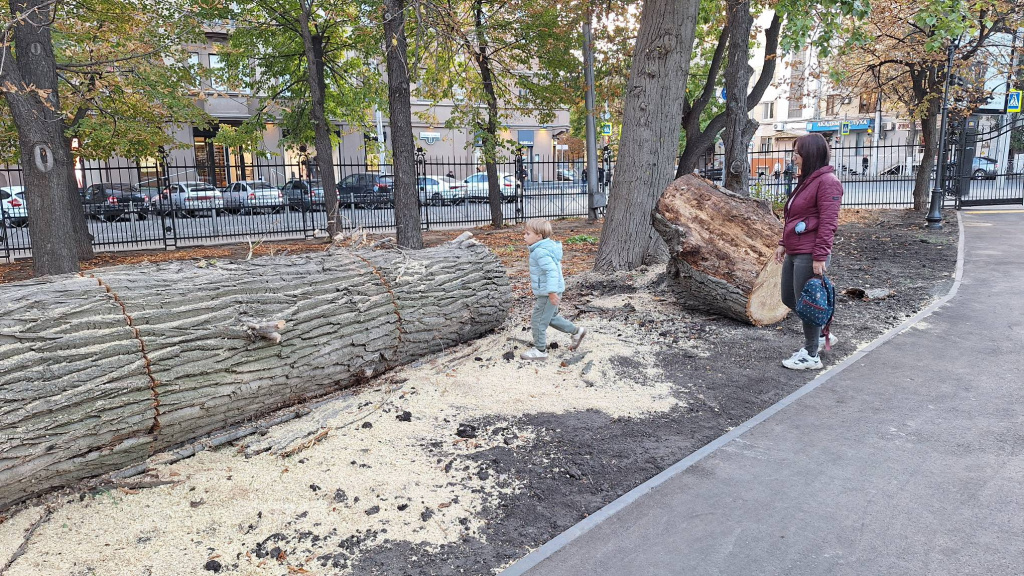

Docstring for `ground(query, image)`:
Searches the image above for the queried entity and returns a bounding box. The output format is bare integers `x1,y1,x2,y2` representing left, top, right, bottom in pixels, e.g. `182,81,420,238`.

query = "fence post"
158,150,176,251
515,148,525,224
416,147,428,230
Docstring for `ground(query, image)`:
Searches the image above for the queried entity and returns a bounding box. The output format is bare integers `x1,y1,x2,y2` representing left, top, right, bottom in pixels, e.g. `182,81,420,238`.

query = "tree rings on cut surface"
653,174,789,326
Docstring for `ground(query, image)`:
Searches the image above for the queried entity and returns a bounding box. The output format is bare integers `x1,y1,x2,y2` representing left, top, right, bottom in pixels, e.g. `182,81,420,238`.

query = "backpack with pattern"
796,273,836,349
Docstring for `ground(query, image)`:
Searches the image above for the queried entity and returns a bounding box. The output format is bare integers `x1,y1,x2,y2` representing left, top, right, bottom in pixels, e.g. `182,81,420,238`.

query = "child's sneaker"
782,348,823,370
520,348,548,361
570,327,588,351
819,333,838,350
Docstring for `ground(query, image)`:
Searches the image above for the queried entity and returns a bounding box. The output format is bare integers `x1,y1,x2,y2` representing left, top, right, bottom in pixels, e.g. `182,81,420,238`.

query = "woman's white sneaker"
782,348,823,370
520,348,548,361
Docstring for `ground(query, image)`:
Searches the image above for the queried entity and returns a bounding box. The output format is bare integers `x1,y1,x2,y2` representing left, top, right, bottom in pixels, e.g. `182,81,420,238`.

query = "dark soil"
346,209,959,575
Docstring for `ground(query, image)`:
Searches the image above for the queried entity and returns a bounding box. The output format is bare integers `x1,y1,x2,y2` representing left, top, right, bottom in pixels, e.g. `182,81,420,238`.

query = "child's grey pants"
781,253,831,356
532,296,578,351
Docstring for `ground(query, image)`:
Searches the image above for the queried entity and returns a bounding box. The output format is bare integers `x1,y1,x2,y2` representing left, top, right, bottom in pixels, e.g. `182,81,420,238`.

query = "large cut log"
652,174,789,325
0,234,510,510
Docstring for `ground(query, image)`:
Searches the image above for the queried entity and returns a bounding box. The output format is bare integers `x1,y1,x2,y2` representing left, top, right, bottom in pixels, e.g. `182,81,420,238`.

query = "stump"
652,174,789,325
0,234,510,510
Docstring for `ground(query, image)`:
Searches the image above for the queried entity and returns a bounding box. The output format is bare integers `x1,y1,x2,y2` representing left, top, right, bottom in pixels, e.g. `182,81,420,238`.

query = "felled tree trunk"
0,234,510,510
653,174,789,326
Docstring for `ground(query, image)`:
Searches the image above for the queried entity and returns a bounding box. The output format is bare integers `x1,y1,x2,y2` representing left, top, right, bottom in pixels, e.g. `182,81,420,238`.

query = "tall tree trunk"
385,0,423,248
593,0,700,271
1,0,82,276
722,0,757,193
676,13,780,177
915,98,940,210
298,7,340,237
473,0,503,228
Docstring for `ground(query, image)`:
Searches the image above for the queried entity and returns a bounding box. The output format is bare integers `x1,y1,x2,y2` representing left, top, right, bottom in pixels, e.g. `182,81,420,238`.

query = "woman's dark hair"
794,133,830,181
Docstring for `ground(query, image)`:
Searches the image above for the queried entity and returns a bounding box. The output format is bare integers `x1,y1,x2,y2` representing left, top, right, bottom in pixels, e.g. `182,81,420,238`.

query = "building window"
788,98,802,119
760,137,773,152
858,91,878,115
208,53,226,92
826,95,839,116
762,102,775,120
188,53,200,89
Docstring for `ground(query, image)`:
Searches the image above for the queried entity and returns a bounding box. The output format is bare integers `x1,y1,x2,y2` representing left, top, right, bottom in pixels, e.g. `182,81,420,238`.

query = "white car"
418,175,466,206
153,182,224,217
462,172,521,203
0,186,27,227
222,180,285,214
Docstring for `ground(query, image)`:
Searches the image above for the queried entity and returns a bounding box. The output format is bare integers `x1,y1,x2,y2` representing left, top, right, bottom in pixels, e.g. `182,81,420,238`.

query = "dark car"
80,183,150,221
698,166,723,181
337,173,394,209
281,179,325,211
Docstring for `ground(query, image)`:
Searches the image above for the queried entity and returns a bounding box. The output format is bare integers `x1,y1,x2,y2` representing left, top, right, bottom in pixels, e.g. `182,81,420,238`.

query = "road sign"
841,122,851,136
600,123,612,136
1007,89,1022,113
719,87,727,102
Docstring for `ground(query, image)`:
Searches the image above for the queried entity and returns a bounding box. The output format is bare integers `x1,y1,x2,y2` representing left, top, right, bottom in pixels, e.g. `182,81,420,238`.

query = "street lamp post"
925,39,959,230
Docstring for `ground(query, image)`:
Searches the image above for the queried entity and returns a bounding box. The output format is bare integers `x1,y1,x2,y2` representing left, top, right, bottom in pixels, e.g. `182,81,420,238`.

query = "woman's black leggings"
781,253,831,356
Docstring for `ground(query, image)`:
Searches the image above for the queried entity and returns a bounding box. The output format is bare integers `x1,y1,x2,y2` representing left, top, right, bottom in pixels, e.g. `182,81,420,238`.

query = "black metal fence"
0,152,611,260
0,142,970,260
693,143,948,208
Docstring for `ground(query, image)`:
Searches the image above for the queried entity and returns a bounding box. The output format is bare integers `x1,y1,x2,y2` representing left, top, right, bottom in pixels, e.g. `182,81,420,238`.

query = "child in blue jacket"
521,219,587,360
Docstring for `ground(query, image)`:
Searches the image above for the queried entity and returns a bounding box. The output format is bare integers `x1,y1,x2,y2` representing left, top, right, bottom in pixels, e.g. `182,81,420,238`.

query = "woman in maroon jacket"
773,134,843,370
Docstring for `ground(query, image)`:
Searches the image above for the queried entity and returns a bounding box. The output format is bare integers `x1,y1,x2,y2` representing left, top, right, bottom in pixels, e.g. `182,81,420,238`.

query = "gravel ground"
0,209,958,576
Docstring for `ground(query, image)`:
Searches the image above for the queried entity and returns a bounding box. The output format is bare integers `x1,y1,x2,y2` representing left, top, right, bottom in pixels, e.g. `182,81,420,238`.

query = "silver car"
418,175,466,206
154,182,224,217
0,186,27,227
222,180,285,214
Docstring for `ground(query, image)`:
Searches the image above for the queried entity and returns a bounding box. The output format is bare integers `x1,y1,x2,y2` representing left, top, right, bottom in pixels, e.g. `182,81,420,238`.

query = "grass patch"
564,234,599,245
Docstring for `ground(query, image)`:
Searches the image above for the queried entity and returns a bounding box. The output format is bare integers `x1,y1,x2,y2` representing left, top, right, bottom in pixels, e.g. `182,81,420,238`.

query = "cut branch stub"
653,174,789,326
0,237,510,510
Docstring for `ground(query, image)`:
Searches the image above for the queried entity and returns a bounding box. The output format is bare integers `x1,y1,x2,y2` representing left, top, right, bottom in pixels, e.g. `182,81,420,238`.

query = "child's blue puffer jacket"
528,238,565,296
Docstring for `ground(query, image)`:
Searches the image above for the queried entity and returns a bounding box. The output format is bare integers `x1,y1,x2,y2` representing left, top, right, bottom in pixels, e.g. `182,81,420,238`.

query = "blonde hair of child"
525,219,553,239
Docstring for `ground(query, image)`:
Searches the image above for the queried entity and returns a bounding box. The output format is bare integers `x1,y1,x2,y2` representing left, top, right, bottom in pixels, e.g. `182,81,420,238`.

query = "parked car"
417,175,465,206
969,156,999,179
462,172,521,202
222,180,285,214
698,166,723,181
281,179,326,211
0,186,28,227
337,173,394,209
555,167,577,181
151,182,223,217
80,183,150,221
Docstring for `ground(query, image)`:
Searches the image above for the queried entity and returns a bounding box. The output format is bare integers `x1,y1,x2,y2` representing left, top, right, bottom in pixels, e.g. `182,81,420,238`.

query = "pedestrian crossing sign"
600,123,612,136
840,122,851,136
1007,89,1022,113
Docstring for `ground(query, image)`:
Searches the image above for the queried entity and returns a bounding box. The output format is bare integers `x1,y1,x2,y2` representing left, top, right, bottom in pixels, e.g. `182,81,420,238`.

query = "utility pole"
582,3,598,221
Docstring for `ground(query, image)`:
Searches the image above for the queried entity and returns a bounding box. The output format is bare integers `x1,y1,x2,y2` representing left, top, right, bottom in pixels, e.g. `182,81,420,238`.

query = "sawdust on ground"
0,269,684,575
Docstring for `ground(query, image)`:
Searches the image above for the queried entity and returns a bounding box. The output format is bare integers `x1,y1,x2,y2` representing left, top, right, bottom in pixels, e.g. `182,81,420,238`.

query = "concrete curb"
500,212,966,576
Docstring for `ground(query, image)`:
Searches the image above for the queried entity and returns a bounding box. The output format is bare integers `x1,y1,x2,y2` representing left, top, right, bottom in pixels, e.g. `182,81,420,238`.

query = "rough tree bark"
676,13,781,177
0,0,90,275
385,0,423,248
298,5,340,237
653,174,788,325
0,236,510,510
473,0,504,228
722,0,758,193
593,0,700,271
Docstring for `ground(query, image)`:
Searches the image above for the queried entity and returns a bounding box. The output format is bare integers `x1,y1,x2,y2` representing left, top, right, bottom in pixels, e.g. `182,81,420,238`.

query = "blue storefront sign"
806,119,873,132
518,130,534,146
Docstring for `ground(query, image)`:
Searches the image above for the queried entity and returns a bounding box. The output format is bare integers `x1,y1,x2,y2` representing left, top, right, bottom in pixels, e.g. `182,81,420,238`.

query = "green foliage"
0,0,213,162
410,0,583,160
212,0,385,150
564,234,599,245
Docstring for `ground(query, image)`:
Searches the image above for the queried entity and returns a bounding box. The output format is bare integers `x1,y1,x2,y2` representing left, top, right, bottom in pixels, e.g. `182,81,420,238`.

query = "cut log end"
655,174,789,326
747,258,790,326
